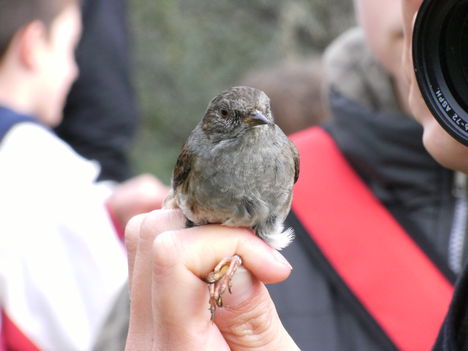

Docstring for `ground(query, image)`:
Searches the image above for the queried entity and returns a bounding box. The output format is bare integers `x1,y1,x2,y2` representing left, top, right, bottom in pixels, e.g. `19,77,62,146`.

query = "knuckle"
152,230,180,270
124,213,145,246
223,294,279,348
139,209,182,241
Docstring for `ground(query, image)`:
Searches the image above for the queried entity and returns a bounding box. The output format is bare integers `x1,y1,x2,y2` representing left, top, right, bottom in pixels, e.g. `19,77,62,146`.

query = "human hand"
107,174,170,228
124,209,299,351
401,0,468,172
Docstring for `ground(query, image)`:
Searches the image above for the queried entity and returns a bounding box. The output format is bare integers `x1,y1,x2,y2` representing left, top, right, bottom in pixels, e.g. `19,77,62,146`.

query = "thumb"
214,268,300,351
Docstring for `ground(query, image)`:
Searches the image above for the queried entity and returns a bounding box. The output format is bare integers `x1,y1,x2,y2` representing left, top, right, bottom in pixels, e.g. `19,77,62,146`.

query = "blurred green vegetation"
129,0,355,183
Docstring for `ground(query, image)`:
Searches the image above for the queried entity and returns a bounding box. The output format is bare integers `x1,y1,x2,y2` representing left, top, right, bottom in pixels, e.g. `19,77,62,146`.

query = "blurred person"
399,0,468,348
123,0,468,350
99,1,466,350
0,0,167,350
267,0,465,349
55,0,138,182
238,57,328,135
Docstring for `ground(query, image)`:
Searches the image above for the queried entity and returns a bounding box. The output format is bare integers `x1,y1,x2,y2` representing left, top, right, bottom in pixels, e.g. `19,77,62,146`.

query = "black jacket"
56,0,138,182
434,263,468,350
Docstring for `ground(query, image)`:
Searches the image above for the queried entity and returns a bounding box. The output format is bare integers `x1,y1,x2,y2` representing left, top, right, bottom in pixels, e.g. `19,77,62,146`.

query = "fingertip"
271,249,293,270
151,230,180,270
125,213,146,240
137,209,185,246
127,209,186,295
235,233,293,285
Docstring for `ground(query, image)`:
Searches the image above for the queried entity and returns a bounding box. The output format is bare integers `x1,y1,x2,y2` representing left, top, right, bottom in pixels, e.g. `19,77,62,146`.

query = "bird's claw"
206,254,242,321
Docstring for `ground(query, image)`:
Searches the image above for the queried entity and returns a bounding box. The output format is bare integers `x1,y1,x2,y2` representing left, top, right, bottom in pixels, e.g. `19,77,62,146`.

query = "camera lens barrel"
413,0,468,146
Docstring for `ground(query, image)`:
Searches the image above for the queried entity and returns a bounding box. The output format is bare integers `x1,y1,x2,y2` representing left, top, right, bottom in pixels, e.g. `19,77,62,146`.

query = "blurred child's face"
355,0,404,81
36,3,81,126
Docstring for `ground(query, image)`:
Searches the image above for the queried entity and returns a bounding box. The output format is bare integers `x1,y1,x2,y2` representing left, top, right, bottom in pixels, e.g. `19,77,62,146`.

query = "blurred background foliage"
129,0,355,183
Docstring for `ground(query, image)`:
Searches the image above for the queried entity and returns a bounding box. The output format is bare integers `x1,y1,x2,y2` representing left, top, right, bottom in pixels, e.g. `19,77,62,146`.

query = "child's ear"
16,20,48,71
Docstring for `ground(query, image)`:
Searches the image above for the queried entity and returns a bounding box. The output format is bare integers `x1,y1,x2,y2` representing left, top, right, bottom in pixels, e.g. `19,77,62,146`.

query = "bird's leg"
206,254,243,321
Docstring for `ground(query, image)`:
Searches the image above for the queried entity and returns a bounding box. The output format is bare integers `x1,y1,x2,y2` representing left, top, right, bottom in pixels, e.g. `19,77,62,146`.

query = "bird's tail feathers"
261,225,294,250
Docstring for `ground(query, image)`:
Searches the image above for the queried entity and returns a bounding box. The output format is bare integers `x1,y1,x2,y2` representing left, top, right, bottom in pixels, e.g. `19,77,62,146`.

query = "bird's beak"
244,110,270,126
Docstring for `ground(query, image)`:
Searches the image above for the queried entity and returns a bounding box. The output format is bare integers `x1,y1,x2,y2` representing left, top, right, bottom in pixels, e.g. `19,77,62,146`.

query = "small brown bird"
164,86,299,319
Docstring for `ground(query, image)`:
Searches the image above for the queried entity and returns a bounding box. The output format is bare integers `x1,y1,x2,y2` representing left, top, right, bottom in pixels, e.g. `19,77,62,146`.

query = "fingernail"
272,249,293,270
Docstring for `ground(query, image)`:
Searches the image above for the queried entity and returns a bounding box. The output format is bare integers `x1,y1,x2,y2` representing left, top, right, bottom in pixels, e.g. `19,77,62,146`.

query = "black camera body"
413,0,468,146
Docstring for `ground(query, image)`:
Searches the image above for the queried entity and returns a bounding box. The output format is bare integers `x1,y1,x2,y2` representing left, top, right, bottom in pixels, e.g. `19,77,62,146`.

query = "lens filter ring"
413,0,468,146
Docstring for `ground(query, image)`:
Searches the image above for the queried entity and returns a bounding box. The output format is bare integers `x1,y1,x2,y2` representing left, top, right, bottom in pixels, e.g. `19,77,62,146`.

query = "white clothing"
0,122,127,351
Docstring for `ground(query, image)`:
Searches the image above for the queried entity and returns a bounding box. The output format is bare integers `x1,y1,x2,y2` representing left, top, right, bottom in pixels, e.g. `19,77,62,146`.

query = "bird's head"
201,86,274,140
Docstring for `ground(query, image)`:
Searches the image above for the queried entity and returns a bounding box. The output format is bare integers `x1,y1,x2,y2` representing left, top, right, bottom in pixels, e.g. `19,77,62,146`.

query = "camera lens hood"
413,0,468,146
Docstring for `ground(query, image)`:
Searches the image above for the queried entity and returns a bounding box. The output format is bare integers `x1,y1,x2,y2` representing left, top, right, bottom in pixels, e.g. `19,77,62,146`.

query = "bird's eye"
220,109,229,118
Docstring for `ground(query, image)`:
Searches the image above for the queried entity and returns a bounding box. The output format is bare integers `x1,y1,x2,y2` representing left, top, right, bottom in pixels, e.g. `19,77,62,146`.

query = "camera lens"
413,0,468,146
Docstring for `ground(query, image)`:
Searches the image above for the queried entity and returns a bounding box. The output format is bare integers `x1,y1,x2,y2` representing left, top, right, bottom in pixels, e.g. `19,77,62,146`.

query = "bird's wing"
289,139,300,184
172,143,194,190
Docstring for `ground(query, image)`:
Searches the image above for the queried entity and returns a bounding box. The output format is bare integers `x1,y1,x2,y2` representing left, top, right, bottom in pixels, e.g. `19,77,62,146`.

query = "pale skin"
401,0,468,174
0,3,169,228
125,209,298,351
354,0,411,114
125,1,468,350
0,4,82,127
